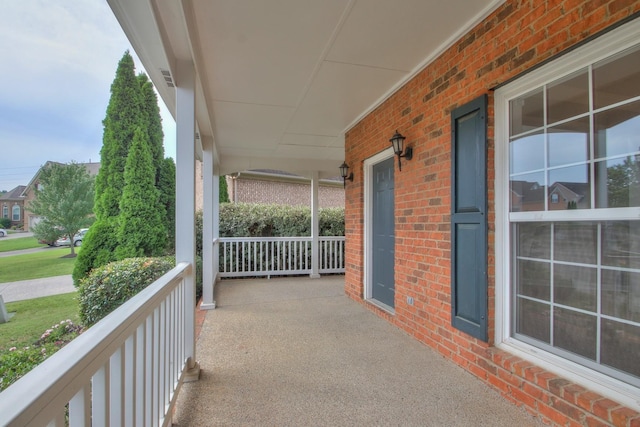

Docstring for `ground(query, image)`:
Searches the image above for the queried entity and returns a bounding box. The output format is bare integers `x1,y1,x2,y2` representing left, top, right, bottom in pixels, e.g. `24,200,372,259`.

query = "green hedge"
77,257,175,326
195,203,344,279
215,203,344,238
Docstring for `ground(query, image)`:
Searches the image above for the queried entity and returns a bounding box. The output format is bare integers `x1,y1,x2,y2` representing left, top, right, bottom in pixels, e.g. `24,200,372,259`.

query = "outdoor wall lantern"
390,130,413,171
339,161,354,188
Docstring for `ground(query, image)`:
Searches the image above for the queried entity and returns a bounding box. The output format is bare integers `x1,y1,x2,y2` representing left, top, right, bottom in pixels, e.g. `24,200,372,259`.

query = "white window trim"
363,147,395,311
12,205,20,221
495,18,640,411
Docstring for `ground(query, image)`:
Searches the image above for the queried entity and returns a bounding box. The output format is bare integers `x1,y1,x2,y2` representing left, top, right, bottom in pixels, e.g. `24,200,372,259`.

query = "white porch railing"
218,236,345,277
0,262,193,427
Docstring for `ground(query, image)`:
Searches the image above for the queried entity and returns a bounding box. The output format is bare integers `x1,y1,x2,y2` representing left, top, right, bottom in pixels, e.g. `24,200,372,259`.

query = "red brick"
592,398,621,422
610,406,640,427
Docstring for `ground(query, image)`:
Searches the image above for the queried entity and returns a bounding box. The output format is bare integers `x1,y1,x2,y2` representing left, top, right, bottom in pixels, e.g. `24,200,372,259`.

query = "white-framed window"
495,19,640,408
12,205,20,221
2,204,7,218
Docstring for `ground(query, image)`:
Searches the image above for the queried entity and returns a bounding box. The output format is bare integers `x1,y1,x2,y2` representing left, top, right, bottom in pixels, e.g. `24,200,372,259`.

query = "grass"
0,293,79,350
0,248,77,283
0,236,47,252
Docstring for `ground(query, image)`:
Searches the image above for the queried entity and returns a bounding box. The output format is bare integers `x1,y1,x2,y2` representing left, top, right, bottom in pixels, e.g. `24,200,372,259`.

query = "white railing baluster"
124,335,135,426
109,346,124,426
216,237,345,277
69,384,91,426
135,324,145,427
93,364,110,427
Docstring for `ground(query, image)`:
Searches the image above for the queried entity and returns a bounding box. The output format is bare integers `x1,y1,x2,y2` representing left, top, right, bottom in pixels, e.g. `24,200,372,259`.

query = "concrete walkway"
0,275,75,303
174,277,540,426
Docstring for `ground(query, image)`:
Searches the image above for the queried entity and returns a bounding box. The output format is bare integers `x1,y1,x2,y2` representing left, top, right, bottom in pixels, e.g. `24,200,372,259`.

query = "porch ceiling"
108,0,504,178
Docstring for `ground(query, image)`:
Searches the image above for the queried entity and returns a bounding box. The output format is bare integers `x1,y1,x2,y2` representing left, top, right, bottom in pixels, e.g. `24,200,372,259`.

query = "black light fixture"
339,161,354,188
390,130,413,171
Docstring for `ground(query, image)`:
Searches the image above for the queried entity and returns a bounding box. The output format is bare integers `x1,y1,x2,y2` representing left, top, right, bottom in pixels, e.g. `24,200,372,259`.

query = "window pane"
601,319,640,379
593,46,640,110
11,206,19,221
547,70,589,124
594,101,640,159
517,260,550,300
554,264,597,311
548,165,591,210
554,222,597,264
517,222,550,259
510,132,545,174
516,298,550,343
602,269,640,323
548,117,590,167
594,158,640,208
510,89,543,135
510,172,545,212
602,221,640,269
554,307,597,360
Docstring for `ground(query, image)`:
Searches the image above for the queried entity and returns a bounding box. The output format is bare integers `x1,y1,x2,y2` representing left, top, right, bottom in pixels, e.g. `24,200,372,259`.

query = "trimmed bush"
0,218,11,229
78,257,175,326
214,203,344,238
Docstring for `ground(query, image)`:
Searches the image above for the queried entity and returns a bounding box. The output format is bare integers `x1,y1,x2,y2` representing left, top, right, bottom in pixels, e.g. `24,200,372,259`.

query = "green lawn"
0,248,77,283
0,293,79,350
0,237,47,252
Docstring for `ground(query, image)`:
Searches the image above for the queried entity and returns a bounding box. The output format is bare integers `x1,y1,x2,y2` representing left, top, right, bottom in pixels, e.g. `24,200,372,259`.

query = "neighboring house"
194,162,344,210
227,170,344,208
0,185,27,229
22,161,100,230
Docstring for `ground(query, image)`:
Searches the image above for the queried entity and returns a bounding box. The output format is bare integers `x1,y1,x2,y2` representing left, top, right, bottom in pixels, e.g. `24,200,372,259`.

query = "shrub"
0,320,82,392
72,218,119,285
213,203,345,238
0,217,11,228
77,257,175,326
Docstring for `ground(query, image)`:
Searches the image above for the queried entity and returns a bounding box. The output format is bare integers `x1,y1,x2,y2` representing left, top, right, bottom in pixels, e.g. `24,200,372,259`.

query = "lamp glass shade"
339,162,349,179
390,131,405,155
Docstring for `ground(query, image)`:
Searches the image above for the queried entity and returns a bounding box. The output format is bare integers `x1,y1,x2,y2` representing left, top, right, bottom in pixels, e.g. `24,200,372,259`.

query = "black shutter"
450,95,488,342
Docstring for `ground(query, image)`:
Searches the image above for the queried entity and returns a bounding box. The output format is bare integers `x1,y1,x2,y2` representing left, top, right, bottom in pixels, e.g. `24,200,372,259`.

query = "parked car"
56,228,89,247
0,228,6,237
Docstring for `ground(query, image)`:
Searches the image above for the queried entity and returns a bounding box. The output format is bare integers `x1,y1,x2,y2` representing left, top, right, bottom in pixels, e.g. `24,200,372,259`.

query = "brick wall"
345,1,640,426
229,174,344,208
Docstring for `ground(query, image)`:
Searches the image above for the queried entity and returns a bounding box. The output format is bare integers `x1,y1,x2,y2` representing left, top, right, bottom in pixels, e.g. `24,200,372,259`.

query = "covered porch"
174,276,538,426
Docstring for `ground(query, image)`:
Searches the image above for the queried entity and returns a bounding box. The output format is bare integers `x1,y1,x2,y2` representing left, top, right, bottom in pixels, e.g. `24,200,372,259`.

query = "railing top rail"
0,262,191,426
218,236,345,242
219,237,312,242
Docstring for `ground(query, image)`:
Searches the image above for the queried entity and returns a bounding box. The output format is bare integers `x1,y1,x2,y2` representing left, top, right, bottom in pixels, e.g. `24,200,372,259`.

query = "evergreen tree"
94,51,142,219
116,127,167,259
74,52,177,283
219,175,230,203
138,73,164,183
158,157,176,250
75,51,142,282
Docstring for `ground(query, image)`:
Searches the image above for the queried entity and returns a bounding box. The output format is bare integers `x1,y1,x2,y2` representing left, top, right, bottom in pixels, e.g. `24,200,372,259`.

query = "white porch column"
175,59,200,379
201,136,216,310
310,171,320,278
213,163,220,286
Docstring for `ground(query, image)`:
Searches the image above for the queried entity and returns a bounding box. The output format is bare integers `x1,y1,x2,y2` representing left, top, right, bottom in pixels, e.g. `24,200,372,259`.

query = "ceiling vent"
160,69,174,88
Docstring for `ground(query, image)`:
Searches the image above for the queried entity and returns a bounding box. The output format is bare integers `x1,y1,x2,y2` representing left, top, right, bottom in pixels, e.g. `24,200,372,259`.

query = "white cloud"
0,0,176,191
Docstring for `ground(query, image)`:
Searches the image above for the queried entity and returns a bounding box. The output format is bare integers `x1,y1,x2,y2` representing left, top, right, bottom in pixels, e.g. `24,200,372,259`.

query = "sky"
0,1,177,192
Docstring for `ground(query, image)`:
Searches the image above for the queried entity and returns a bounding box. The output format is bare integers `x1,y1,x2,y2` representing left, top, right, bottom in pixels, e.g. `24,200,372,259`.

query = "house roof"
21,161,101,197
0,185,27,201
106,0,505,178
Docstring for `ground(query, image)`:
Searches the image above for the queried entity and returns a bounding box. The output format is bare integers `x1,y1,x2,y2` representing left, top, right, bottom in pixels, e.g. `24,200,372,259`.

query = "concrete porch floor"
173,276,540,426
